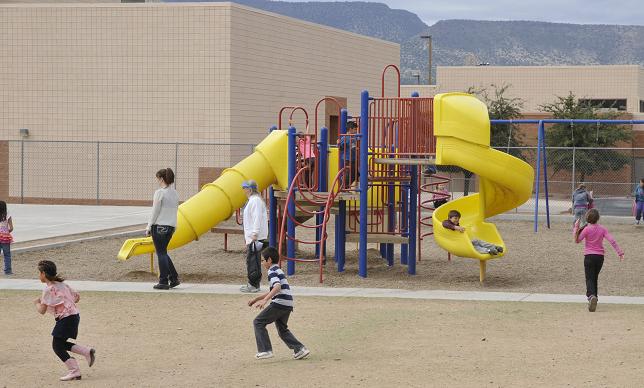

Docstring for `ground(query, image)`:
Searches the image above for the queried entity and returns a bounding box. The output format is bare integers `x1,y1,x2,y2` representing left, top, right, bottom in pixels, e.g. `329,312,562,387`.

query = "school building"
402,65,644,187
0,2,399,204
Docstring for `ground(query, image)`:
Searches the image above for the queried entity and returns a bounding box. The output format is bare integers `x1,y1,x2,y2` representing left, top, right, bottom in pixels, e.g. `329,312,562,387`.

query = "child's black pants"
584,254,604,298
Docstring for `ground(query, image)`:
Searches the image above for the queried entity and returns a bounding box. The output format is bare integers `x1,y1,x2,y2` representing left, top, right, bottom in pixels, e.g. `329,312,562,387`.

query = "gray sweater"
147,187,179,228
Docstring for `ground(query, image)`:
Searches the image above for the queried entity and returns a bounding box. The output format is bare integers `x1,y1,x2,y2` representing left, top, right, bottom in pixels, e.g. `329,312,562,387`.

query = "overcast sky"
284,0,644,26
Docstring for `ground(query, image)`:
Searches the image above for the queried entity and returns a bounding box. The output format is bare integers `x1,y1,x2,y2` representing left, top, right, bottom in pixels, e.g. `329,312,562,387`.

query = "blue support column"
316,127,329,258
268,126,278,248
358,90,369,278
386,146,395,266
400,183,409,265
287,126,297,275
533,121,543,233
540,122,551,229
336,109,348,272
408,165,418,275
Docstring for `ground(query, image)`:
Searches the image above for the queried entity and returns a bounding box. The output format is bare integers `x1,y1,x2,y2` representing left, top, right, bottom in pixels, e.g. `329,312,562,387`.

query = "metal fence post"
96,141,100,205
175,143,179,190
20,140,24,204
571,146,576,194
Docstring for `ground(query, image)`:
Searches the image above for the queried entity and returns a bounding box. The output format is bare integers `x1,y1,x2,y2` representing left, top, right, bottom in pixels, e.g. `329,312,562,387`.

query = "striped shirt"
268,265,293,309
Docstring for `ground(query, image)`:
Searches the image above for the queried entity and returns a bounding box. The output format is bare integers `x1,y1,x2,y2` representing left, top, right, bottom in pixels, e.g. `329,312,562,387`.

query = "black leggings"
584,254,605,298
52,337,74,362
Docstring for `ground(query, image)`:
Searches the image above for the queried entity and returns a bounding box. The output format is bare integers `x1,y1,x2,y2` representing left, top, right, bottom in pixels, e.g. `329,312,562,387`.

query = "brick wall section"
0,141,8,200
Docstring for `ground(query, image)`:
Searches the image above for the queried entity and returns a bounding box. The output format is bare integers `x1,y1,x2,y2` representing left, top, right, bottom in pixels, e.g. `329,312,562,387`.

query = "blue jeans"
0,243,11,274
150,225,177,285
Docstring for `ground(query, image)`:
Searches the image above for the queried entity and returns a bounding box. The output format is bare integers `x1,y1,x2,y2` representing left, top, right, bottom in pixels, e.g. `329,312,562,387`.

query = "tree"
539,92,632,183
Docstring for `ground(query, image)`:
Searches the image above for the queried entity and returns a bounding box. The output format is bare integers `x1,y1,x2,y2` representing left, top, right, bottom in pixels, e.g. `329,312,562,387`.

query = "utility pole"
420,35,432,85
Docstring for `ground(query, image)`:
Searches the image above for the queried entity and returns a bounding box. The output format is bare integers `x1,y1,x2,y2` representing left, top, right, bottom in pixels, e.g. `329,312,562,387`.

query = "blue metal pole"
336,109,348,271
316,127,329,259
358,90,369,278
400,183,409,265
534,121,542,233
408,165,418,275
268,126,278,248
540,122,551,229
287,126,297,275
386,144,395,266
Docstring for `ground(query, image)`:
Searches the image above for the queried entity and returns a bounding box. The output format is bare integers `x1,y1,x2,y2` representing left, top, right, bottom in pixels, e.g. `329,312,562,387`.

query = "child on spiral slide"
442,210,504,255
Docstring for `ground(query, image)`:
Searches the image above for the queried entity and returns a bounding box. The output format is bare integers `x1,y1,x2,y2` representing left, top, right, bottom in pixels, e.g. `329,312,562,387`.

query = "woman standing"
147,168,180,290
240,180,268,293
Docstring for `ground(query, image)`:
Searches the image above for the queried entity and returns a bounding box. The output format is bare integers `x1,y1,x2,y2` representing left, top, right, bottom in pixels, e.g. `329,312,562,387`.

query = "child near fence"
0,201,14,275
634,178,644,225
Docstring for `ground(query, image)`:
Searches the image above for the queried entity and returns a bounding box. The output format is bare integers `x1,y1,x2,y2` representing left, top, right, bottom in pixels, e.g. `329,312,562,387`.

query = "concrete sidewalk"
7,204,150,242
3,279,644,305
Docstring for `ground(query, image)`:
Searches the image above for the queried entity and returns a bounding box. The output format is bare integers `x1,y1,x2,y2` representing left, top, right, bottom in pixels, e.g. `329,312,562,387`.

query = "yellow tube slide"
117,130,289,260
431,93,534,264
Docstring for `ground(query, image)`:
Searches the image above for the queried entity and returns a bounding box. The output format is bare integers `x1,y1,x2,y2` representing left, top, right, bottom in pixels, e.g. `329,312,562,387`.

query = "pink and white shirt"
574,223,624,257
41,282,80,320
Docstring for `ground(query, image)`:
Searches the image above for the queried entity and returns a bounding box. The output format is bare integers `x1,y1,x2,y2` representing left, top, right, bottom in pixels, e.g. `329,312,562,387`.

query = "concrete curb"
12,229,145,254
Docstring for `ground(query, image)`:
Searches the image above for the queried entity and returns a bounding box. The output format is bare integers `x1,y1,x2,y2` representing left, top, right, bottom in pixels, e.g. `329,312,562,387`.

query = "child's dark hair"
640,177,644,183
262,246,280,264
586,208,600,224
38,260,65,282
448,210,461,218
156,168,175,185
0,200,6,222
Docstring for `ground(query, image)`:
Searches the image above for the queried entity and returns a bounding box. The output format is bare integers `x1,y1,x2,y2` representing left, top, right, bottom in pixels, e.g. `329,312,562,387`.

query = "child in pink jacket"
33,260,96,381
574,209,624,312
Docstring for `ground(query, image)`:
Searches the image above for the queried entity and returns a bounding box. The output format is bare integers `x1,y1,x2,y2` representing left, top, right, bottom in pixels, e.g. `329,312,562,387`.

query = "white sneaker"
293,347,310,360
255,351,274,359
240,284,260,293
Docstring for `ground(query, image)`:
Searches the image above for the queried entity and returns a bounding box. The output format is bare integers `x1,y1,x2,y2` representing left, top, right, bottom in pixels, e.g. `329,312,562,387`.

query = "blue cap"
241,180,258,189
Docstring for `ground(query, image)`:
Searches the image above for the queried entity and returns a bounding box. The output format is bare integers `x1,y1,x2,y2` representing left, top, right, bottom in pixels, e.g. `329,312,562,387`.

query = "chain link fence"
4,142,643,217
6,140,256,204
422,146,644,217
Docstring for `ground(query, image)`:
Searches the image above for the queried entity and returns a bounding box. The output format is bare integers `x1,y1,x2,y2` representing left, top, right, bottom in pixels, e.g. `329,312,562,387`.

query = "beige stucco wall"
0,2,399,203
434,65,643,115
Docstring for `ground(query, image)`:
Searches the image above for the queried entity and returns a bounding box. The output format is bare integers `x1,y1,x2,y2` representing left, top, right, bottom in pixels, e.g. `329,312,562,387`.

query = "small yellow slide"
431,93,534,281
117,130,289,260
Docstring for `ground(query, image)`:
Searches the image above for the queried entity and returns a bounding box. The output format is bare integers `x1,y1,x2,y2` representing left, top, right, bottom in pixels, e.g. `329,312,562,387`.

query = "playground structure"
117,65,535,282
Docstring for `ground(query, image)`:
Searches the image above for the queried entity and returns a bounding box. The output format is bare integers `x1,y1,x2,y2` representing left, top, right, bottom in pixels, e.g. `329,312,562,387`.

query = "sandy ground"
8,221,644,297
1,291,643,387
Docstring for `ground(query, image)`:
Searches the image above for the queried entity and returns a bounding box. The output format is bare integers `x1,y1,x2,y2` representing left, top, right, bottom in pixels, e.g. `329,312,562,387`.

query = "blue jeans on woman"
0,243,11,275
150,225,178,285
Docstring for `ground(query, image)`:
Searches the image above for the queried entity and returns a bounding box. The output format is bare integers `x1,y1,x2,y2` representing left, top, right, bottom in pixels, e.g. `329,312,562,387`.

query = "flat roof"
0,1,399,48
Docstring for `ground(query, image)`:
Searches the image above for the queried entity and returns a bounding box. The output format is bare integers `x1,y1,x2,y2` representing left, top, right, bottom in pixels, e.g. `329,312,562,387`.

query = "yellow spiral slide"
431,93,534,281
117,130,289,260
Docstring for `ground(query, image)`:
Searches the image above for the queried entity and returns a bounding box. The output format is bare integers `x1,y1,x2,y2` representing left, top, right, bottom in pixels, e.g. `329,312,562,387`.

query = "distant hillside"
166,1,644,84
168,0,427,44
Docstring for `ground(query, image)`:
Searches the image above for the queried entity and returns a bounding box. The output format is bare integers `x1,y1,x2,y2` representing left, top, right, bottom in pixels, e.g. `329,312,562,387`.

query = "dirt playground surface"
9,221,644,296
1,291,643,387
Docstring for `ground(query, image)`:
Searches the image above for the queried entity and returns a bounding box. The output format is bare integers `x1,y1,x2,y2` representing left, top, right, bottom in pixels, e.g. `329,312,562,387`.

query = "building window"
579,99,627,111
640,100,644,113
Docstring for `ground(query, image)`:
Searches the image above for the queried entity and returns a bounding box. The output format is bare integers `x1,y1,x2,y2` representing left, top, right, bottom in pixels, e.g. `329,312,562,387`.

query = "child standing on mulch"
0,200,14,275
574,209,624,312
33,260,96,381
634,178,644,225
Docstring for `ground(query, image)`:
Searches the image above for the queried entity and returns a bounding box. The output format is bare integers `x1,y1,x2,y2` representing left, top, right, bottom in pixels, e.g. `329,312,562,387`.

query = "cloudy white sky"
285,0,644,26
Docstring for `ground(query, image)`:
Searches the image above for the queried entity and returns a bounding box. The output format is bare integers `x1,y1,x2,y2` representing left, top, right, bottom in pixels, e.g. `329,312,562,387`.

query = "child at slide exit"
634,178,644,225
0,200,14,275
247,247,310,360
442,210,504,255
574,209,624,312
33,260,96,381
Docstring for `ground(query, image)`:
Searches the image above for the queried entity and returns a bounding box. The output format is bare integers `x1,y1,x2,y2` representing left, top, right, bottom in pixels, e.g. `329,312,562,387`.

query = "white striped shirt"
267,265,293,309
